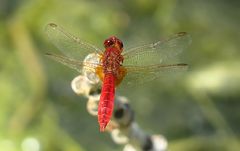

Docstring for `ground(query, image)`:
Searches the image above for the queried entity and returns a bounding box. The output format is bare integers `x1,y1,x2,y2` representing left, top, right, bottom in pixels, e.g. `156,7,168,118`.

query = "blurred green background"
0,0,240,151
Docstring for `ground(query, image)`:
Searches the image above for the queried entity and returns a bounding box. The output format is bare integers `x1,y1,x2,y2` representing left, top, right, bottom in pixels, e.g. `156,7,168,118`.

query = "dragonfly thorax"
102,47,124,76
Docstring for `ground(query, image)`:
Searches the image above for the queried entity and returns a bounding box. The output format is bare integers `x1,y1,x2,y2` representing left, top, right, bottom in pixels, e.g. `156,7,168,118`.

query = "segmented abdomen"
98,74,115,132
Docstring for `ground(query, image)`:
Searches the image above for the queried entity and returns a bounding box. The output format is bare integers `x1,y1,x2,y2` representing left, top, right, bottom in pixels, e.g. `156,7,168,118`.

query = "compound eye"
118,41,123,49
104,40,114,48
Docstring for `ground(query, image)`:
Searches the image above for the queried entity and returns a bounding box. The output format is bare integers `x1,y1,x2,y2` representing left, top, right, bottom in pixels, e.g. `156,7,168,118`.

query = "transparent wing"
122,32,191,66
120,64,188,86
45,23,102,61
46,53,102,83
46,53,101,73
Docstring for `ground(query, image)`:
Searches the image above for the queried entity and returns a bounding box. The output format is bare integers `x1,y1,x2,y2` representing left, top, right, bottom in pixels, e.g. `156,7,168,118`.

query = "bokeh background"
1,0,240,151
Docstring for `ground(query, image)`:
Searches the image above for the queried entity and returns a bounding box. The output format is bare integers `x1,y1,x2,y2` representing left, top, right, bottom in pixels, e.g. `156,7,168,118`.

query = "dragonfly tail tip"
99,124,106,132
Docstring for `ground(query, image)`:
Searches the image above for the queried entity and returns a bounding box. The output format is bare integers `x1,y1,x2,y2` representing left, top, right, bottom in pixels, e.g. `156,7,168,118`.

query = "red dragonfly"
45,23,191,132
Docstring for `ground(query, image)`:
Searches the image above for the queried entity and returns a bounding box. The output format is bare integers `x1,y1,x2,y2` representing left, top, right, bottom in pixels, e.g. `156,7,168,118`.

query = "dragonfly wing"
120,64,188,86
46,53,100,73
122,32,191,66
45,23,102,61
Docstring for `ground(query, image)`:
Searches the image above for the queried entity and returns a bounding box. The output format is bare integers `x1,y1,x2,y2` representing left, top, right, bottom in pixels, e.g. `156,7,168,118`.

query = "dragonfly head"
104,36,123,52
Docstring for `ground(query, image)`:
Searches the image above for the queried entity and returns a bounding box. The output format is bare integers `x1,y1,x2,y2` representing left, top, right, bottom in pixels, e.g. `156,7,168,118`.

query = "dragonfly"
45,23,191,132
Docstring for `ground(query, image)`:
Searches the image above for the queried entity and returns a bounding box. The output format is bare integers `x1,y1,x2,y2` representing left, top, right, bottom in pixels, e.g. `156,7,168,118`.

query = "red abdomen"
98,74,115,132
